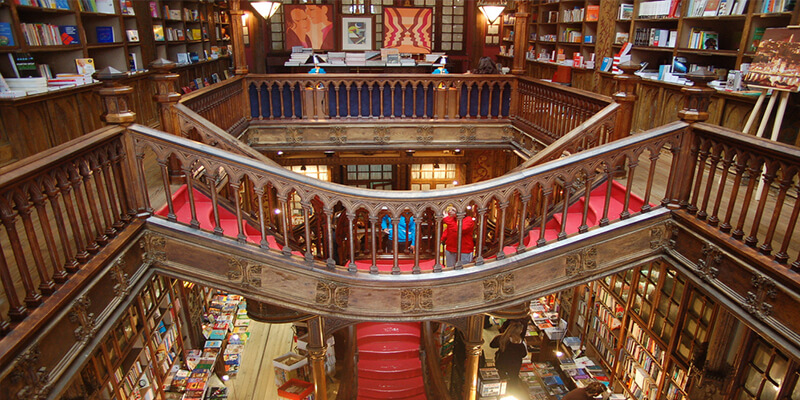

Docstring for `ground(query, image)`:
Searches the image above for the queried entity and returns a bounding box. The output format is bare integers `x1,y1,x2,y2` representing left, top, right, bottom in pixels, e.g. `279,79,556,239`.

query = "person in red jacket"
441,207,475,267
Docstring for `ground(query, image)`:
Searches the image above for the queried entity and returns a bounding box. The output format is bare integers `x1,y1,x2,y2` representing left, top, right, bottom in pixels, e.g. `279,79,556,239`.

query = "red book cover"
585,5,599,21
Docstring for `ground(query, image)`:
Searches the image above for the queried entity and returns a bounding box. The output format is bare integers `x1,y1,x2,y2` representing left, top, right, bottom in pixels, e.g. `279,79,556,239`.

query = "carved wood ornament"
696,242,721,281
110,257,130,297
483,273,515,301
565,246,597,276
315,280,350,310
10,344,51,400
226,257,263,288
68,294,96,343
140,232,166,264
401,288,433,313
745,274,777,320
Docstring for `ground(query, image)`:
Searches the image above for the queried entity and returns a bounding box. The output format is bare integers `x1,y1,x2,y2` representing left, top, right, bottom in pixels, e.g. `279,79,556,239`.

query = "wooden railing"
179,75,249,135
679,122,800,269
0,126,134,327
129,121,687,275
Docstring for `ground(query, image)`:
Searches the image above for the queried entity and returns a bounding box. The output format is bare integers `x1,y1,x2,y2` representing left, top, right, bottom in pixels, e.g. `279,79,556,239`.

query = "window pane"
753,344,771,371
768,355,787,384
759,382,778,400
744,366,763,393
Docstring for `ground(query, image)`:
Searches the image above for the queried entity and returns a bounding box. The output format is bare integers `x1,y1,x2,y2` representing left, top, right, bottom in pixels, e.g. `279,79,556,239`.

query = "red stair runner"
357,322,425,399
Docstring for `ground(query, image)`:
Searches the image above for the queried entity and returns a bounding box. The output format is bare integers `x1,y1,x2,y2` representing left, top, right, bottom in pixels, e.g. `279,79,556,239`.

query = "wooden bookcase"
0,0,231,80
60,275,189,400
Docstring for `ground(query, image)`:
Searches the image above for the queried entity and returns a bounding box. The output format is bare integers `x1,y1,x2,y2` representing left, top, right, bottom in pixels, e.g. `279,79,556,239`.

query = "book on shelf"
750,27,766,51
96,26,114,43
614,32,630,44
153,25,165,41
149,1,159,17
0,22,14,47
96,0,115,13
59,25,79,45
637,0,672,18
619,4,634,19
703,0,722,15
10,53,38,78
128,52,140,71
120,0,134,15
126,29,139,42
168,9,181,20
585,5,600,21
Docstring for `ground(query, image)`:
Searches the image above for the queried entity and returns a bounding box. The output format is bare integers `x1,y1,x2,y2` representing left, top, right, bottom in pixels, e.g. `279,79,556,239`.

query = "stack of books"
345,52,367,66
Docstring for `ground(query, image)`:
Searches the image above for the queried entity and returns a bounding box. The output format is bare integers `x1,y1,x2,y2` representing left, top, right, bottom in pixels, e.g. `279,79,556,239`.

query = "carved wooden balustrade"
0,126,135,333
178,75,248,135
129,121,687,276
678,122,800,270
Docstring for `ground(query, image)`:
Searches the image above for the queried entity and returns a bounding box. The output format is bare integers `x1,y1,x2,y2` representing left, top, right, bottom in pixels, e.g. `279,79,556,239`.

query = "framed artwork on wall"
383,7,433,54
284,3,335,50
341,16,373,51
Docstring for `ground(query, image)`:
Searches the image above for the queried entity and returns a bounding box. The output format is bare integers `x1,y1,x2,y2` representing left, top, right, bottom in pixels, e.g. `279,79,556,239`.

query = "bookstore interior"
1,1,800,400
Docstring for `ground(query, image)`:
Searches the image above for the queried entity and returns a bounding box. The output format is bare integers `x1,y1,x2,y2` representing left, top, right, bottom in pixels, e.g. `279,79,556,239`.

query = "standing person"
305,4,334,50
563,381,607,400
286,7,311,48
381,214,415,253
441,207,475,267
490,322,528,398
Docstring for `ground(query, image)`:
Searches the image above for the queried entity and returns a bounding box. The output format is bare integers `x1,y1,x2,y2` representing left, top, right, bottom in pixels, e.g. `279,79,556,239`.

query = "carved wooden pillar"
95,67,136,126
612,62,641,142
229,0,249,75
511,1,530,75
150,58,184,183
669,68,716,209
462,314,484,400
688,309,738,400
306,316,328,399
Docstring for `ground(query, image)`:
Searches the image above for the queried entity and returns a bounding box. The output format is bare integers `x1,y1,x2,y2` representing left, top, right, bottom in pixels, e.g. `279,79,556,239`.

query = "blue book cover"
600,57,613,72
96,26,114,43
59,25,79,45
55,0,70,9
0,22,14,47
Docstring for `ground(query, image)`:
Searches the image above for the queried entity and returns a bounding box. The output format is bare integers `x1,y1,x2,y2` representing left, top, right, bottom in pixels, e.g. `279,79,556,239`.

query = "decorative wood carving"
9,344,50,400
140,232,167,264
328,126,347,144
483,273,515,301
696,242,721,281
110,258,130,297
315,280,350,310
401,288,433,313
373,127,390,144
322,316,356,337
459,125,477,142
285,127,304,144
649,221,674,250
68,294,96,343
226,257,262,288
416,126,434,143
745,274,777,320
565,246,597,277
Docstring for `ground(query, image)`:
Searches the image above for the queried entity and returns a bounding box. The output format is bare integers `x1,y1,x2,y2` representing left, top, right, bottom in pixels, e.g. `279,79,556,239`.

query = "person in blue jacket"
381,214,415,253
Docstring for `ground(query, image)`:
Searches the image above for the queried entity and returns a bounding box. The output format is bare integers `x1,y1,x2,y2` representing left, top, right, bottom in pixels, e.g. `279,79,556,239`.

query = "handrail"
129,120,688,274
511,102,620,172
179,75,249,135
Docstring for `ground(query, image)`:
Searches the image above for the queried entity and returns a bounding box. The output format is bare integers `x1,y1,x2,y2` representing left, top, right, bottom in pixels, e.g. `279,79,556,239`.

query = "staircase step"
358,338,420,359
357,395,427,400
357,376,425,398
357,322,421,339
357,358,422,379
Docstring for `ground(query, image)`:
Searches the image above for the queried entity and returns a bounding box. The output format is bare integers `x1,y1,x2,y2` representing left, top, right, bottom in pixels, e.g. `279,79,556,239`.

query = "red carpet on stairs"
357,322,426,400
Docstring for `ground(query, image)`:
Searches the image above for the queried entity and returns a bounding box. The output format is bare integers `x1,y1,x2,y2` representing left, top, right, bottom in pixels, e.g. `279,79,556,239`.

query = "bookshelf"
586,279,623,372
60,275,188,400
618,318,665,400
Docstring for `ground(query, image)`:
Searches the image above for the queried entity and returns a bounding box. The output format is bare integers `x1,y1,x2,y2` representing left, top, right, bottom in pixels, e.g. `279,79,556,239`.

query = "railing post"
95,67,136,126
462,314,484,400
150,59,185,184
511,1,531,75
668,68,716,209
612,62,641,141
229,0,249,75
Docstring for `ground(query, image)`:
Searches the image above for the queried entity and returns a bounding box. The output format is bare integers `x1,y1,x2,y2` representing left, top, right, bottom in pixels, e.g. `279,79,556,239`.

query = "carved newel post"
462,315,485,400
612,62,641,142
306,316,328,400
150,58,181,135
229,0,249,75
94,67,135,125
668,68,717,208
511,1,530,75
687,309,737,400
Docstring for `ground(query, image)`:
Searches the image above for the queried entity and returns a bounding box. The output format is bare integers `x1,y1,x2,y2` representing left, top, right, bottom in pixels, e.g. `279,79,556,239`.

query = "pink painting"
383,7,432,54
285,4,335,50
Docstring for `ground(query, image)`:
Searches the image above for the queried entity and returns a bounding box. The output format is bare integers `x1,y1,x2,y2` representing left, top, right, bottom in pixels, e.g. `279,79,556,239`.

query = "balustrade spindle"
0,200,42,307
641,152,659,213
455,211,465,268
497,201,508,259
708,151,734,226
621,158,637,220
732,160,762,240
68,167,100,252
90,156,115,236
347,212,356,272
100,155,123,230
599,166,615,227
369,215,378,273
208,174,223,236
56,172,88,263
580,176,592,233
697,147,723,220
558,184,571,240
433,213,443,272
159,160,176,222
78,161,108,245
760,173,795,256
391,216,400,274
517,196,530,252
30,185,67,283
301,203,313,262
231,180,246,243
745,164,777,248
0,245,26,320
776,185,800,264
279,196,292,256
720,157,746,232
687,142,710,215
325,208,335,269
413,215,421,274
110,148,134,221
181,168,200,228
13,191,55,295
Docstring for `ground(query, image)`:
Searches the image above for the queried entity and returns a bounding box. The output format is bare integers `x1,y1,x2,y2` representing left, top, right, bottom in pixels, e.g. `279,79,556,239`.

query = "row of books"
687,0,750,16
687,28,719,50
19,23,75,47
637,0,682,18
163,6,203,22
760,0,793,12
624,337,664,382
633,27,678,48
77,0,115,13
14,0,70,9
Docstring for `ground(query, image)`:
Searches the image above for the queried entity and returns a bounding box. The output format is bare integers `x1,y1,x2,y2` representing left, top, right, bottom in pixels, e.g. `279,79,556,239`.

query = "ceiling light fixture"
250,1,281,19
479,2,506,25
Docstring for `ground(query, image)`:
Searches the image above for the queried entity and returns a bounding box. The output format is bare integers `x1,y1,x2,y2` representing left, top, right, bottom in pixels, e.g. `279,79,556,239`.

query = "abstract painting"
383,7,432,54
743,27,800,92
284,4,335,50
341,16,373,51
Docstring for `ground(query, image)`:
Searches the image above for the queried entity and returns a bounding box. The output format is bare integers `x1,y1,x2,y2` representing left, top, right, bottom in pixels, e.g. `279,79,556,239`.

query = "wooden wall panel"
47,95,87,144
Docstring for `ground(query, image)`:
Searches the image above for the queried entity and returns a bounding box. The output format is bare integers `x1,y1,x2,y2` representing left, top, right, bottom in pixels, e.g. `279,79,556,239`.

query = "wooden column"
150,59,184,183
229,0,249,75
687,309,738,400
612,62,641,142
307,316,328,399
462,314,484,400
95,67,136,126
511,1,530,75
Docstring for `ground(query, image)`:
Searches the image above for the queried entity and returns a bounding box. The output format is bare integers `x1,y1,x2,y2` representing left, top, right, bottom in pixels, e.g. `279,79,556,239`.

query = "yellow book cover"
75,58,95,76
